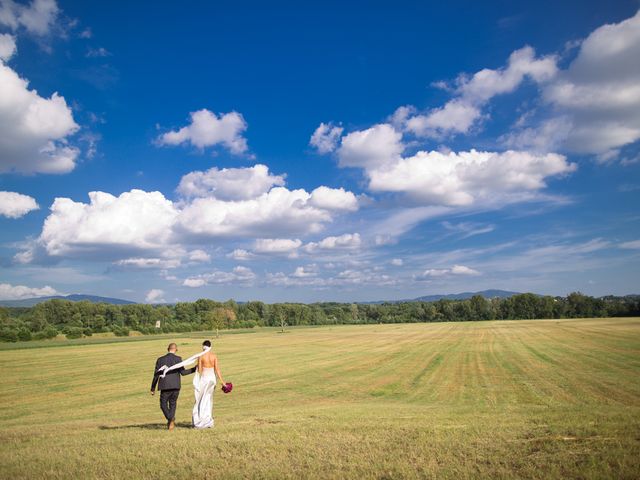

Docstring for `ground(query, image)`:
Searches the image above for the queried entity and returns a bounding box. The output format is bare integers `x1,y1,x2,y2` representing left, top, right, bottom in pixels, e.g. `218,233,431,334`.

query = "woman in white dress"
192,340,227,429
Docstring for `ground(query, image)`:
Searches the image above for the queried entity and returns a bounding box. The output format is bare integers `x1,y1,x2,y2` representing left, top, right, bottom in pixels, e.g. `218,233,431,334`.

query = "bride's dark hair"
203,340,211,347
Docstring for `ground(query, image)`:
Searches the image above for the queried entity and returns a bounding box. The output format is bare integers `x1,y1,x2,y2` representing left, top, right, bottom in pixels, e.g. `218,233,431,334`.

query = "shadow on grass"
99,422,193,430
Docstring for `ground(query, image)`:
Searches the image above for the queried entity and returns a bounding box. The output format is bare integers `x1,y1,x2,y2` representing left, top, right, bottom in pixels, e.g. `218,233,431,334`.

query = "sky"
0,0,639,304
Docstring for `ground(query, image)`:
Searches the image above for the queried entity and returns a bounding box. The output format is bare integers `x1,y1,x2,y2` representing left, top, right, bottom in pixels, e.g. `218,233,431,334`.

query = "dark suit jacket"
151,352,196,392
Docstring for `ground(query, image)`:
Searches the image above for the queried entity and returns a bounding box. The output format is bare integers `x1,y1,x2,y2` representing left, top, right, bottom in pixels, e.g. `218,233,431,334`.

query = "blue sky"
0,0,639,303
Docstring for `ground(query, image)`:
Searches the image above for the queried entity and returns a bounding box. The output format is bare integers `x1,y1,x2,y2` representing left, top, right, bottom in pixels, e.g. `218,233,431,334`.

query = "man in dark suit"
151,342,197,430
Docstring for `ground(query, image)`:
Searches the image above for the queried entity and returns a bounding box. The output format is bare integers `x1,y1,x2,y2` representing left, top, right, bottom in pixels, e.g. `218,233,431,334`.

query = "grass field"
1,318,639,479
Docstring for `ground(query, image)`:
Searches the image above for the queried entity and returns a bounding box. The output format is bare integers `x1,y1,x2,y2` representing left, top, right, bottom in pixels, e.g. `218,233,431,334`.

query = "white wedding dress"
192,367,216,429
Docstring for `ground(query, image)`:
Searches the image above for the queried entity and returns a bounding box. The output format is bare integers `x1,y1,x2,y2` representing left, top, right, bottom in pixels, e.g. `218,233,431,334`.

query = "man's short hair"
167,343,177,351
203,340,211,347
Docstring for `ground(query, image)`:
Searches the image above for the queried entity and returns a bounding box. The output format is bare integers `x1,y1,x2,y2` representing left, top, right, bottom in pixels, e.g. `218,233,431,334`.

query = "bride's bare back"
200,350,215,368
198,350,225,385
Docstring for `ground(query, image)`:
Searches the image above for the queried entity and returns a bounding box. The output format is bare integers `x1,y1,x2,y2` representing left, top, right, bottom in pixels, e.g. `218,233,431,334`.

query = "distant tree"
65,327,83,339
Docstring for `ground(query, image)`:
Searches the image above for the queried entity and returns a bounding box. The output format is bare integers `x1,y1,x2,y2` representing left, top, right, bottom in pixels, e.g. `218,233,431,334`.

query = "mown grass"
0,318,639,479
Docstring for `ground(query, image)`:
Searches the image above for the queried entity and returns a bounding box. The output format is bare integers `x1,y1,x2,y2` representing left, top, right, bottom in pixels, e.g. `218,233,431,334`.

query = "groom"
151,343,197,430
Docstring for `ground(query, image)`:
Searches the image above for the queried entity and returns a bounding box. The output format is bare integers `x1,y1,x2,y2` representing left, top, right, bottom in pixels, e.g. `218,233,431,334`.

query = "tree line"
0,292,638,342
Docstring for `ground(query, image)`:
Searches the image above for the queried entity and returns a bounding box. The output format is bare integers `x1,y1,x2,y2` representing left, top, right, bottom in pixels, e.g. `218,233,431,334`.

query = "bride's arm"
214,356,225,385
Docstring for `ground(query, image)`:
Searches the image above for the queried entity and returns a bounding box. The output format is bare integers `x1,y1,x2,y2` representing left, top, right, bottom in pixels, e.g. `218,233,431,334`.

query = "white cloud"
157,109,248,154
145,288,166,303
227,249,254,261
366,149,575,207
85,47,110,58
388,105,416,130
266,268,396,288
0,191,39,218
390,258,403,266
292,266,317,278
500,11,640,159
183,278,206,288
303,233,361,253
0,56,79,174
177,164,285,200
450,264,480,275
21,177,359,263
415,264,480,280
0,0,59,36
177,187,334,238
310,122,343,154
188,249,211,262
500,116,573,153
337,123,403,169
0,282,59,300
183,266,256,287
254,238,302,254
0,32,16,60
406,46,557,138
620,240,640,250
442,221,495,238
406,101,481,137
541,10,640,155
309,186,359,212
114,257,181,269
38,190,178,257
457,46,557,101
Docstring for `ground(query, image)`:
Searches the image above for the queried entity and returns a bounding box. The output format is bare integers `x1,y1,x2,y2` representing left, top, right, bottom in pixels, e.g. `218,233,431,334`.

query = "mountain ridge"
360,289,523,304
0,294,136,308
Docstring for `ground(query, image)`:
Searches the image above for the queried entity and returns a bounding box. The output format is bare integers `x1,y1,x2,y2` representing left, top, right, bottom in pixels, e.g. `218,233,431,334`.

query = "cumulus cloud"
0,0,59,36
0,282,59,300
157,109,248,154
254,238,302,254
337,123,403,169
227,249,254,261
0,53,79,174
309,186,359,212
406,101,481,137
498,11,640,159
0,32,16,60
292,266,318,278
145,288,166,303
188,249,211,262
177,187,334,238
541,10,640,156
309,122,343,153
20,174,359,263
450,264,480,275
177,164,285,200
183,266,256,287
390,258,403,266
303,233,361,253
366,149,575,207
0,191,39,218
114,257,181,269
406,46,557,138
37,189,178,257
415,264,480,280
500,116,573,153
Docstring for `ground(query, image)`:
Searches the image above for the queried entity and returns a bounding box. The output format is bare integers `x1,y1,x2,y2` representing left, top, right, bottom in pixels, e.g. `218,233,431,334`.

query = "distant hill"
0,294,135,308
363,289,522,304
412,289,522,302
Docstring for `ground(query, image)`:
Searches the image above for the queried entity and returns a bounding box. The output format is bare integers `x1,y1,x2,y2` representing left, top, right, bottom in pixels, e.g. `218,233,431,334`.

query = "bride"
192,340,227,429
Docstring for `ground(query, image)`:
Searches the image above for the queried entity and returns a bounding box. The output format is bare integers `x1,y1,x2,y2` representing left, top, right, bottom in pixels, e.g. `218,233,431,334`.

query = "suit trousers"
159,389,180,421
